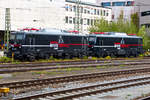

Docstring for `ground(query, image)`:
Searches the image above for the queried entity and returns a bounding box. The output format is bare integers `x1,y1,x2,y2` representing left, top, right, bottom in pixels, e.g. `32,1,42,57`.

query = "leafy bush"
0,56,12,63
89,12,150,50
105,56,112,60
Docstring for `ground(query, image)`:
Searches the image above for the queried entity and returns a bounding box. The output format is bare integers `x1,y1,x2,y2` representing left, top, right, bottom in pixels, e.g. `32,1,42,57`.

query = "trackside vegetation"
89,12,150,50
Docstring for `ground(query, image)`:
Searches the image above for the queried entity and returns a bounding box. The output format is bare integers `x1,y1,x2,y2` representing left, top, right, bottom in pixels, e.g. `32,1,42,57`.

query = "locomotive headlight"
11,44,14,47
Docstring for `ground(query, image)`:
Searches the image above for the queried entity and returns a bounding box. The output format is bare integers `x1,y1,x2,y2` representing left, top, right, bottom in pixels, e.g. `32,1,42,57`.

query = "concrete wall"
0,0,111,33
0,0,65,31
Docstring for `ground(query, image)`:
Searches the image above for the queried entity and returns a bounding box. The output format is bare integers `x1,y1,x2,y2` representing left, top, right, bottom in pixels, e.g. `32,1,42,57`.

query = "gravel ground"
13,74,150,100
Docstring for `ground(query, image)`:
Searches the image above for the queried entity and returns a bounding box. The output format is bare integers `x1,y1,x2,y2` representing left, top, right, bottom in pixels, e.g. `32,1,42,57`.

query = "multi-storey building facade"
0,0,65,31
97,0,135,22
65,0,112,32
0,0,112,42
134,0,150,28
97,0,150,35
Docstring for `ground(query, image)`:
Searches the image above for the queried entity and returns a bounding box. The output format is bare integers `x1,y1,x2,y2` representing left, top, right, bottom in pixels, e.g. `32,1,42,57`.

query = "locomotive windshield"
10,34,15,40
10,33,24,44
10,34,24,40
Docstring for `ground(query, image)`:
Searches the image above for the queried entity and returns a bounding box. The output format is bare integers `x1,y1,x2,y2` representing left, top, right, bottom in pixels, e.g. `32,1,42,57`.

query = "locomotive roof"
12,29,87,37
89,32,142,39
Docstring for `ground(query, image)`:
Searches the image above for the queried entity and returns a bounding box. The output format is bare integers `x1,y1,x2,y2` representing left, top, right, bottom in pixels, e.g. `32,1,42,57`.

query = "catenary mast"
4,8,11,51
74,0,82,32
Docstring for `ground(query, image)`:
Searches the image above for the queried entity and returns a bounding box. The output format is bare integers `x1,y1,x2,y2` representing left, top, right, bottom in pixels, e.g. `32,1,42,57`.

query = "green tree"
89,14,150,49
131,13,139,30
138,26,150,50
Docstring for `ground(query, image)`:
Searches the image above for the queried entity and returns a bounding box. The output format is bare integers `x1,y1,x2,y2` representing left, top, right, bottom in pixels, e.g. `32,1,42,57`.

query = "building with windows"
65,0,112,33
0,0,112,37
135,0,150,28
97,0,150,35
97,0,135,22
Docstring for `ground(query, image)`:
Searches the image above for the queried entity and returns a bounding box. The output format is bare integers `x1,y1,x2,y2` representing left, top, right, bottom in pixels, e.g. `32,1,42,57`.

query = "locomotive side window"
10,34,15,40
89,37,95,42
16,34,24,40
89,36,96,45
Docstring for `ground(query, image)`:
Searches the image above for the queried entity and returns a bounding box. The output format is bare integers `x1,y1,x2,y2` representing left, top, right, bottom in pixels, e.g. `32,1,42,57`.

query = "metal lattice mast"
74,0,82,32
4,8,11,51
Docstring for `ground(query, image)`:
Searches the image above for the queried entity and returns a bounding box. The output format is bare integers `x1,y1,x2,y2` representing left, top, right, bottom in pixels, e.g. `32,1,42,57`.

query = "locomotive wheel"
110,53,115,58
45,54,50,59
28,56,35,62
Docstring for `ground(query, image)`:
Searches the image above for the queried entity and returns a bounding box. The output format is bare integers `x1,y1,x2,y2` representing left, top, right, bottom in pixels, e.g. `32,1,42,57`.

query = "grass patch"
0,76,3,79
0,56,12,63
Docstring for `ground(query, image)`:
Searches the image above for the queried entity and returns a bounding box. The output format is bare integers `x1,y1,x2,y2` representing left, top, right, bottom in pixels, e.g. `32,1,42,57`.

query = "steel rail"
0,58,147,69
13,76,150,100
0,61,150,74
1,67,150,89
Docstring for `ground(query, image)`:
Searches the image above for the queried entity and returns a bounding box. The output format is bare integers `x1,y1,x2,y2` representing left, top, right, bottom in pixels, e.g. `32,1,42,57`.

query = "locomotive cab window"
10,34,16,40
89,37,96,45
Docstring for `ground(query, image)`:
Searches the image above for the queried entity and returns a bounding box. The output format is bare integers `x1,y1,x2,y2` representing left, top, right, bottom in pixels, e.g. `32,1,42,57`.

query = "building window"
112,2,126,6
141,11,150,16
84,18,87,25
69,5,72,12
65,16,68,23
79,7,83,13
84,9,87,14
73,6,76,12
65,5,69,11
127,1,134,6
73,18,76,24
87,8,90,14
106,12,109,16
101,10,103,16
81,19,83,25
87,19,90,25
91,9,94,14
97,10,100,15
91,19,93,25
101,2,111,7
104,10,106,16
94,9,96,15
69,17,73,24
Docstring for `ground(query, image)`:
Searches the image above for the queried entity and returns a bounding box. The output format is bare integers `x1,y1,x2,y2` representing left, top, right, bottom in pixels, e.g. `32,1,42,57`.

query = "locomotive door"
28,34,35,50
82,36,87,51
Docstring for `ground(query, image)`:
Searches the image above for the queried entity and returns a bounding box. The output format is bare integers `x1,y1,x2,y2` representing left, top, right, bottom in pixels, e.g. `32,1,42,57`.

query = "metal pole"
74,0,82,32
5,8,11,51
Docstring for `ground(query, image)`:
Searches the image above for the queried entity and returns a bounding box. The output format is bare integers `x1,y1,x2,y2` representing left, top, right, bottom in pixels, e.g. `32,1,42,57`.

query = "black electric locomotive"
7,28,88,61
88,32,143,57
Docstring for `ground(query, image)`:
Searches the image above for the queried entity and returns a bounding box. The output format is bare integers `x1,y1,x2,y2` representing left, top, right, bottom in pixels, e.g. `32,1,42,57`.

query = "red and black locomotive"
6,29,143,61
88,32,143,57
7,28,88,61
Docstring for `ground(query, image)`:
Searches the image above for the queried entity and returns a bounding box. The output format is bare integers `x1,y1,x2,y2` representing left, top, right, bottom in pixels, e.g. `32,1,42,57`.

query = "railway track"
12,76,150,100
0,60,150,74
0,57,149,69
1,67,150,91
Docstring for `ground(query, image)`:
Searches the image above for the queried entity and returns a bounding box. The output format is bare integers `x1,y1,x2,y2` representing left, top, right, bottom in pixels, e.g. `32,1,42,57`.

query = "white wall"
0,0,65,31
